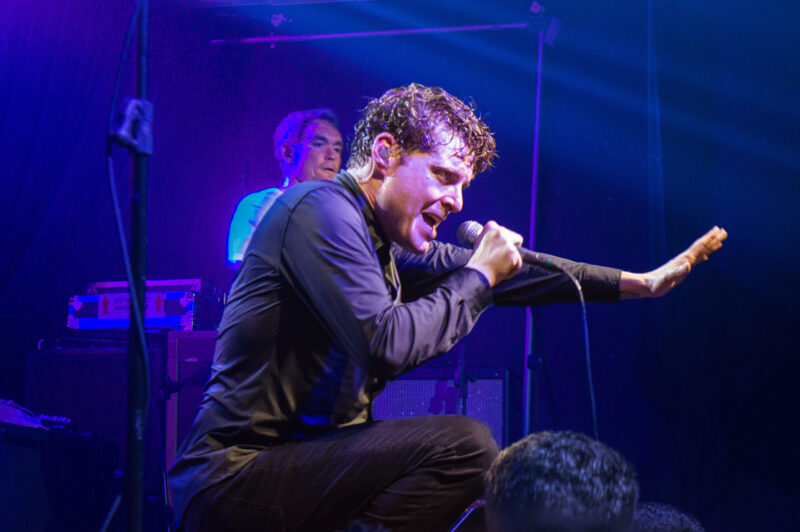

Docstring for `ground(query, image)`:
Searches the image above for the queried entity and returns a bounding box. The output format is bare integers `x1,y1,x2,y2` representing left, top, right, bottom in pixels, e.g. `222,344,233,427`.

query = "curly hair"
347,83,496,176
273,108,340,163
485,431,640,532
633,502,704,532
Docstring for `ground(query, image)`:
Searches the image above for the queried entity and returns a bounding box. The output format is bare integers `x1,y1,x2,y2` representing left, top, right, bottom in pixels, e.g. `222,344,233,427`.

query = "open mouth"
422,213,441,228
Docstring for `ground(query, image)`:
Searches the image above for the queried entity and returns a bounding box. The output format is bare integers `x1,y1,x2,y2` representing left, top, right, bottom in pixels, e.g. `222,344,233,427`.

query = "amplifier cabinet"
28,337,519,476
159,336,522,451
165,330,217,467
25,345,166,491
0,422,116,532
25,333,220,490
160,344,520,453
372,367,519,447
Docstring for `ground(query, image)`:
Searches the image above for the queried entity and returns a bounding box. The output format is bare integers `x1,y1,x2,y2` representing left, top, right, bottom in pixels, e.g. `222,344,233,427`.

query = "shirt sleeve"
227,195,261,264
394,240,621,305
227,189,283,266
280,187,493,380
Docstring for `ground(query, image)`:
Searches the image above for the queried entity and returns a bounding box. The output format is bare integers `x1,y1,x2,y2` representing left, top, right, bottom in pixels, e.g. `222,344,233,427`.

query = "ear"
371,133,398,174
281,143,295,164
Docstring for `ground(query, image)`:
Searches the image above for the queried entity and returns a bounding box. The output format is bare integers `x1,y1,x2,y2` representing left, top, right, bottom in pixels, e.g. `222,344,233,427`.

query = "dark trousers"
181,416,498,532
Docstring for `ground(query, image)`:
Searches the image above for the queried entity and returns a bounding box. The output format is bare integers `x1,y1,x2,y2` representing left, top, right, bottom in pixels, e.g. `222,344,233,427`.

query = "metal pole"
127,0,149,529
523,27,544,437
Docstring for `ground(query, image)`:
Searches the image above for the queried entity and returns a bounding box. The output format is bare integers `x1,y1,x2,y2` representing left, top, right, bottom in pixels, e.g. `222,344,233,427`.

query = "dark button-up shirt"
168,172,621,523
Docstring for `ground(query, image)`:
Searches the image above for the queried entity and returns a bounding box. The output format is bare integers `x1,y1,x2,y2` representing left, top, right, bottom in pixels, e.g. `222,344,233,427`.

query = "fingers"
700,226,727,250
485,220,524,277
467,220,525,286
639,226,726,298
688,226,728,263
484,220,524,247
506,228,524,248
476,221,497,247
510,247,523,274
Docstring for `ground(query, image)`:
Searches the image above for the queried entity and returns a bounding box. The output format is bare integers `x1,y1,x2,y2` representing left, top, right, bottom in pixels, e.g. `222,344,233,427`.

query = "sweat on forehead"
392,125,475,173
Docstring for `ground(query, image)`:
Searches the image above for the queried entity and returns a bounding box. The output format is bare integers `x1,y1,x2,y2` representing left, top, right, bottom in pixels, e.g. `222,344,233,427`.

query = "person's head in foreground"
633,502,704,532
348,83,497,254
273,108,343,186
485,431,640,532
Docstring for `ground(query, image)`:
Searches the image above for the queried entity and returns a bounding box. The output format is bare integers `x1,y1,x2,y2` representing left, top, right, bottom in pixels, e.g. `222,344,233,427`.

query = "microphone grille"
457,221,484,246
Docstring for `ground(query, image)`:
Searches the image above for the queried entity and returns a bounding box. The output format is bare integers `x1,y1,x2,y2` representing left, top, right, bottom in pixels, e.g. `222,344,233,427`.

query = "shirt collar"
334,171,390,254
334,171,401,301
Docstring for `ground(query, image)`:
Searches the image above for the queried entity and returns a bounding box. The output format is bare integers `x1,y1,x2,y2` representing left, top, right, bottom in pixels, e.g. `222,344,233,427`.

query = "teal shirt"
226,187,284,266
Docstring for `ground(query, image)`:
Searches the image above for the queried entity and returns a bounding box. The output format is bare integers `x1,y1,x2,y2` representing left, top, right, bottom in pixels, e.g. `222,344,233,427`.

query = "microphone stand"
126,1,150,530
454,345,475,416
101,1,153,526
524,13,559,436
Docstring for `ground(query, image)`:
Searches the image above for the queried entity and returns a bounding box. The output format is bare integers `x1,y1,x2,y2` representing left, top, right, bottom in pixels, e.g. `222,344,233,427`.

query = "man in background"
226,108,343,269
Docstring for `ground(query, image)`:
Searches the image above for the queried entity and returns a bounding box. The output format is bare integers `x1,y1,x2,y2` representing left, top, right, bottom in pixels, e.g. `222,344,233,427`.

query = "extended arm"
395,225,726,304
618,226,728,299
395,241,619,306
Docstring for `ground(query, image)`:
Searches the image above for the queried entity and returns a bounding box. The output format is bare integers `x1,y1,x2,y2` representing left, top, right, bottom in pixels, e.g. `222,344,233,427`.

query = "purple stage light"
211,22,529,45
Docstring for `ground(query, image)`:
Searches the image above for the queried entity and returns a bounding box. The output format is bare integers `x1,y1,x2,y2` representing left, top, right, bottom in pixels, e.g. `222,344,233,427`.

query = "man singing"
170,84,726,531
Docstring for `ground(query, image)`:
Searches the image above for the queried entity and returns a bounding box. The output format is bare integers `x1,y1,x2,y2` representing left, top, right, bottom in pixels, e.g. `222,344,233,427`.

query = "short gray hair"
272,108,340,162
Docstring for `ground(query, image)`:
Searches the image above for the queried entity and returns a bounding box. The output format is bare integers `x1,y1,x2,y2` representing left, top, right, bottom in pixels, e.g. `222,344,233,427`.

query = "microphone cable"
555,267,599,441
457,221,599,440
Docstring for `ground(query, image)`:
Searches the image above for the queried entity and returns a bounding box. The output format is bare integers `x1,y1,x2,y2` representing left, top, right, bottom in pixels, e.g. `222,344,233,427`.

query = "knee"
438,416,499,469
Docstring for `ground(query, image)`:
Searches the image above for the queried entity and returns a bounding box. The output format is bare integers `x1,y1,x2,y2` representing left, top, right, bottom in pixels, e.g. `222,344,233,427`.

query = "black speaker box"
372,367,520,447
25,344,167,491
0,421,116,532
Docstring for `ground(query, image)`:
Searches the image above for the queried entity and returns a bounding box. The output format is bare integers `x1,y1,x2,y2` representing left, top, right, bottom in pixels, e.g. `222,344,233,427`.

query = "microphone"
456,220,556,269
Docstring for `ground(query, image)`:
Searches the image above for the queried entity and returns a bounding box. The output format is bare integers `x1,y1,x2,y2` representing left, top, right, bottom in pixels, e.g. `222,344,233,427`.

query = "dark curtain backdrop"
1,0,135,396
1,0,798,529
534,1,800,529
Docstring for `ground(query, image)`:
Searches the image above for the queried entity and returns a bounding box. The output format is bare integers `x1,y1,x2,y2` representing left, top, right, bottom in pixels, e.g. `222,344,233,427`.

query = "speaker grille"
372,376,506,446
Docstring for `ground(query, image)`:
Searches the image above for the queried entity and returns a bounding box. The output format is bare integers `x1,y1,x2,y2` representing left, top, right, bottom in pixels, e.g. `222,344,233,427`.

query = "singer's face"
288,120,343,184
373,133,473,254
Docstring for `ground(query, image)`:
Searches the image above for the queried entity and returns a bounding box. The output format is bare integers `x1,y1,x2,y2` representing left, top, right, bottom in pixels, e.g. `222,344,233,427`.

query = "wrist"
619,271,649,299
466,265,496,287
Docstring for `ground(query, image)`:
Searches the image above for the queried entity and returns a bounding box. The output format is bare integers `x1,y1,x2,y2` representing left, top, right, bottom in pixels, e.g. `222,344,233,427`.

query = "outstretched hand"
620,226,728,299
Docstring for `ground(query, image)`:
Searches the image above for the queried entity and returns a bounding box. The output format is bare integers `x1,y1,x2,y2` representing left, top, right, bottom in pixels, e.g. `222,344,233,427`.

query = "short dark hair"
633,502,704,532
345,520,389,532
347,83,497,176
485,431,640,532
273,108,340,162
